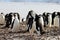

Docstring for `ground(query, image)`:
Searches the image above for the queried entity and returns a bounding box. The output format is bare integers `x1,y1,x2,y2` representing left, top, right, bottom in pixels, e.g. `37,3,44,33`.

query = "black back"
52,12,56,25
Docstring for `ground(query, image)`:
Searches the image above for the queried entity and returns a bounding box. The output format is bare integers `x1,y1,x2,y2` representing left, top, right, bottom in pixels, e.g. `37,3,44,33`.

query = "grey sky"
0,0,60,3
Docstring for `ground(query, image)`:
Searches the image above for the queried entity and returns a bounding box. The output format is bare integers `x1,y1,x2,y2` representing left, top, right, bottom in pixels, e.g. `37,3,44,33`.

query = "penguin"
9,13,13,25
26,10,37,34
54,12,59,27
39,15,44,29
47,13,52,27
30,17,36,35
43,12,48,27
5,13,14,28
29,11,37,34
5,14,10,28
38,14,45,34
11,13,20,32
26,10,34,32
57,12,60,26
0,13,5,25
43,12,46,27
10,13,15,28
52,12,56,25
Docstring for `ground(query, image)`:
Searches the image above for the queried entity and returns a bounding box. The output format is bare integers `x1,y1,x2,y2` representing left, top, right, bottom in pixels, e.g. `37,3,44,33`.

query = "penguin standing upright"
30,18,36,35
54,13,59,27
0,13,5,25
26,10,36,32
10,13,15,28
52,12,56,25
39,14,45,34
48,13,52,27
29,12,37,34
11,13,20,32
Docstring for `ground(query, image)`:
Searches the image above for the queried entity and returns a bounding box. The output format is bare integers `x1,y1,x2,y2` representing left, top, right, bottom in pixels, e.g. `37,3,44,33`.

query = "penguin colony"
0,10,60,35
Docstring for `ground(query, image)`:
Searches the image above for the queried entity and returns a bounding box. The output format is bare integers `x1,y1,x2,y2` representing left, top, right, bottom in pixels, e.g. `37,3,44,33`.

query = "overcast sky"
0,0,60,3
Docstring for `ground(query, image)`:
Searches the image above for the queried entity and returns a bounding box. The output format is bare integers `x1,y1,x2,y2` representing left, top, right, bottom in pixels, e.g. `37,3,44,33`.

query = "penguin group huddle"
26,10,60,35
0,12,20,32
0,10,60,35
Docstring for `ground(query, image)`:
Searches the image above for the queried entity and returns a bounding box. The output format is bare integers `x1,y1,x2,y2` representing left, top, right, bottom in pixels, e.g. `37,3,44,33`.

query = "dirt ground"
0,22,60,40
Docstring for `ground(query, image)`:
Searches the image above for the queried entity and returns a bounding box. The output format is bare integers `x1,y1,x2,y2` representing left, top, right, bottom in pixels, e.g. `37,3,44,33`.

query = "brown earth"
0,21,60,40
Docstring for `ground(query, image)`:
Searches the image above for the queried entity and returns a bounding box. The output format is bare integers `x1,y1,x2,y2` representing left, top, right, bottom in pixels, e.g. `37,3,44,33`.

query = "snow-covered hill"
0,2,60,21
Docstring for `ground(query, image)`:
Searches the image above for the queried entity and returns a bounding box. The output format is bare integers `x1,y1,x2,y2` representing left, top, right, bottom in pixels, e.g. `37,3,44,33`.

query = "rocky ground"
0,22,60,40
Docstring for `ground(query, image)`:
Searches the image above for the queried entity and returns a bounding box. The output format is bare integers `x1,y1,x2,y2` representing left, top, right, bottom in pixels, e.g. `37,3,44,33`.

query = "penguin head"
57,12,60,16
43,12,46,16
10,13,14,21
9,12,14,18
39,14,43,18
55,12,58,16
45,12,47,15
30,10,36,19
47,13,52,16
1,13,3,14
52,11,56,15
22,18,26,22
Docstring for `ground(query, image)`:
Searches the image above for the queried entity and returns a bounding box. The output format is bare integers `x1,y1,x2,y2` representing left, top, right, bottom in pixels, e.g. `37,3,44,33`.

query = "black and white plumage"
10,13,20,32
26,10,34,31
54,15,59,27
54,12,59,27
37,14,45,34
35,14,40,31
43,12,48,27
5,13,13,28
14,13,20,22
5,13,20,32
5,14,10,28
47,13,52,27
52,12,56,25
26,10,36,33
39,14,44,30
26,10,46,34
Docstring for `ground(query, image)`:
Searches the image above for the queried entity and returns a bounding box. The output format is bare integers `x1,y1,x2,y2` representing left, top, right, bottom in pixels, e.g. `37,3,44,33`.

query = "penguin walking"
10,13,20,32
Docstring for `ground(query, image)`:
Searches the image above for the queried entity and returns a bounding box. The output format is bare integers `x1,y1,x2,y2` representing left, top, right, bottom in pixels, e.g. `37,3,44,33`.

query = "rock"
7,38,13,40
0,37,6,40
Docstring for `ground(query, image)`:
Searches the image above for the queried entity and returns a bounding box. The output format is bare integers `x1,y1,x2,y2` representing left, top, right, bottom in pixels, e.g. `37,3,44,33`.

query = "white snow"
0,2,60,21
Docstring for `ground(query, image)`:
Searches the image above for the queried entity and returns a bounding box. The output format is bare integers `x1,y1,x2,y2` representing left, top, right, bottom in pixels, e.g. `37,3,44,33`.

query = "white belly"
0,15,5,24
11,19,20,32
30,21,36,34
54,16,59,27
39,17,44,26
39,17,45,32
48,15,52,27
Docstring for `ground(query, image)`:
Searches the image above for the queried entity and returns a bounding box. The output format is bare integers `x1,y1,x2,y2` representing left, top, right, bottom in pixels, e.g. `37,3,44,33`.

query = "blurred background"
0,0,60,3
0,0,60,21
